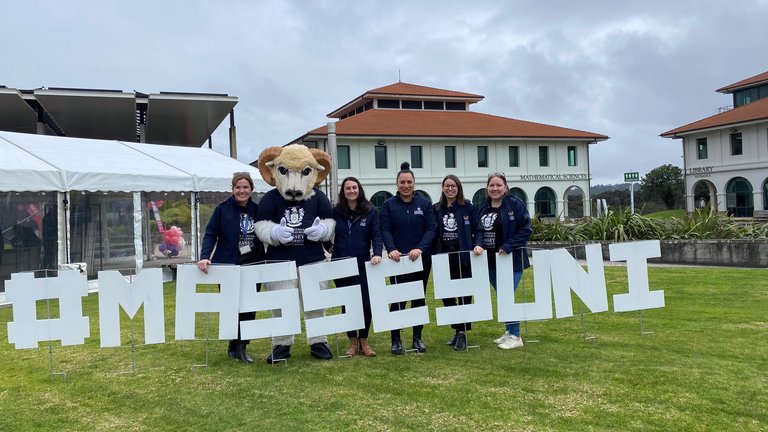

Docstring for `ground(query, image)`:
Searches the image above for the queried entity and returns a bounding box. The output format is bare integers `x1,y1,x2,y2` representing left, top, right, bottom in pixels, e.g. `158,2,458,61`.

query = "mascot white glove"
271,218,294,244
304,217,328,242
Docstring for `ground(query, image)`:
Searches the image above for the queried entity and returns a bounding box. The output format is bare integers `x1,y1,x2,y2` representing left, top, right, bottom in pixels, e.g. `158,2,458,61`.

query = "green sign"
624,172,640,182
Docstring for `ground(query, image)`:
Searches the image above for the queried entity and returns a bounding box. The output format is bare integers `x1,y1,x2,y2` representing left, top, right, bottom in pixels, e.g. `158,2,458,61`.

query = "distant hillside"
590,183,631,195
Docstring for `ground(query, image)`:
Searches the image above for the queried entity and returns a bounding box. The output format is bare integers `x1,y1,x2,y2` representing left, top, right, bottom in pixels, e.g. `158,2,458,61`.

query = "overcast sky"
3,0,767,185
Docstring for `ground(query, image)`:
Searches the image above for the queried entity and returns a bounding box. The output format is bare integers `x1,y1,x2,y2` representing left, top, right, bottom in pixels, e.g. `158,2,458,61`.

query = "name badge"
239,245,251,255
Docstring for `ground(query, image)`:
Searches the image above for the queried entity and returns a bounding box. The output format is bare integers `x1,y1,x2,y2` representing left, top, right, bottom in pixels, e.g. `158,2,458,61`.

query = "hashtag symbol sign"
6,271,90,349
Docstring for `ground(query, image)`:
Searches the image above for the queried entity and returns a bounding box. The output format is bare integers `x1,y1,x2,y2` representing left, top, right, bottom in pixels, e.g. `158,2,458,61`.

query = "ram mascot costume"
255,144,336,363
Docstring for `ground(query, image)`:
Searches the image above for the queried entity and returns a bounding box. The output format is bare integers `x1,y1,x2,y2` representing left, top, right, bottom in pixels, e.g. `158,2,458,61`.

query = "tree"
639,164,684,210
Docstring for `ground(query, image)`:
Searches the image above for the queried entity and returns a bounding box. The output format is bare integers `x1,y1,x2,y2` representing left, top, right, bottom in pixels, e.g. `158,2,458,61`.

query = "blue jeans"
489,268,523,337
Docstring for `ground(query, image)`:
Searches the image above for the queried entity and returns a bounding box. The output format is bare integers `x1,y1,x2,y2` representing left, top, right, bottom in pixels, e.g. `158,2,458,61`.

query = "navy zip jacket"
331,206,383,262
200,196,263,264
433,199,479,254
380,193,436,254
477,195,532,271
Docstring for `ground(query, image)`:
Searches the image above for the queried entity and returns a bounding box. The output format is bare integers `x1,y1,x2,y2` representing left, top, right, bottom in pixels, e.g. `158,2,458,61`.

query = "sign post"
624,172,640,214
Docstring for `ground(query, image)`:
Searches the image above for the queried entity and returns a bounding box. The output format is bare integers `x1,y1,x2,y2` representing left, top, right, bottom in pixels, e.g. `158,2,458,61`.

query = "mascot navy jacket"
380,194,437,254
476,195,533,271
331,207,383,262
200,196,263,264
432,199,481,254
255,188,333,266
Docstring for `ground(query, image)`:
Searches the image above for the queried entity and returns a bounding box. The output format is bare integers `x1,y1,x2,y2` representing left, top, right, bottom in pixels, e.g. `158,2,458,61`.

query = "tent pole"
133,192,144,274
57,191,69,266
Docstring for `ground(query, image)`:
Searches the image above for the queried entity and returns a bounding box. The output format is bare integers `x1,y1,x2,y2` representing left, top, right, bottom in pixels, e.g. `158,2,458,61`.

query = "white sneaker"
498,335,524,350
493,331,511,345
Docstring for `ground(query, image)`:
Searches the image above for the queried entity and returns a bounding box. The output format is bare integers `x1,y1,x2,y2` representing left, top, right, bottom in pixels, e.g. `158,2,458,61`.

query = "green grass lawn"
643,209,686,219
1,266,766,431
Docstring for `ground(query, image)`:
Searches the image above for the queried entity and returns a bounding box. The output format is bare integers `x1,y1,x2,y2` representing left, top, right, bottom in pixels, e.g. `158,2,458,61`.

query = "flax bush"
532,208,768,241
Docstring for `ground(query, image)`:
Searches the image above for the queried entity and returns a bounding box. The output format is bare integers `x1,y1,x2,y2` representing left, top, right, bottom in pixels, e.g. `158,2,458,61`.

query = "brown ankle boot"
359,338,376,357
346,337,359,357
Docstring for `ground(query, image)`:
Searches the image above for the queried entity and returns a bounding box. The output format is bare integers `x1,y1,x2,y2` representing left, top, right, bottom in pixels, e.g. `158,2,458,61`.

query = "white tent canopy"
0,131,268,193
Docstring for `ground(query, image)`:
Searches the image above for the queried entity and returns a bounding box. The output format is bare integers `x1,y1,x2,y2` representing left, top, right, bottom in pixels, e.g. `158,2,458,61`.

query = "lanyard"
240,212,249,238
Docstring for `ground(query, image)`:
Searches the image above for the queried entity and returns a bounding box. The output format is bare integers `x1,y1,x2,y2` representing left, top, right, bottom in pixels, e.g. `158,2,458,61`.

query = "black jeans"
442,252,473,332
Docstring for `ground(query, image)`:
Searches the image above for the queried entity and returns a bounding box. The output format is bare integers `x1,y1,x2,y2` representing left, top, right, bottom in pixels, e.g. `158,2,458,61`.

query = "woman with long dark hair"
332,177,383,357
380,162,436,354
433,174,479,351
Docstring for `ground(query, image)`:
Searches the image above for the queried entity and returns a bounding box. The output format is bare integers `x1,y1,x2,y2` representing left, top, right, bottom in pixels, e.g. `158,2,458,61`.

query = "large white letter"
609,240,665,312
497,251,554,322
6,271,90,349
175,264,239,340
550,244,608,318
298,258,364,338
98,269,165,347
432,253,493,326
238,262,301,339
365,257,429,333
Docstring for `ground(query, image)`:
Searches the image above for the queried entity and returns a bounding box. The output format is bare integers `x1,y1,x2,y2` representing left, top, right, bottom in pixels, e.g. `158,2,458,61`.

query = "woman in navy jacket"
380,162,437,355
197,172,264,363
473,172,532,350
332,177,383,357
433,174,479,351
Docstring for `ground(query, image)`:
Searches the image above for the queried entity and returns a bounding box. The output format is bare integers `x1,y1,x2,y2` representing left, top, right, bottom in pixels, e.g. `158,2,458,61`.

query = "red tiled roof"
366,82,483,99
716,70,768,93
305,109,608,140
661,96,768,137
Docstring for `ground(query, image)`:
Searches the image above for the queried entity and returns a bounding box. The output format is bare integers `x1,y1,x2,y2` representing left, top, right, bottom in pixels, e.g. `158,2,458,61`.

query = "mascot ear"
310,148,332,186
258,147,283,187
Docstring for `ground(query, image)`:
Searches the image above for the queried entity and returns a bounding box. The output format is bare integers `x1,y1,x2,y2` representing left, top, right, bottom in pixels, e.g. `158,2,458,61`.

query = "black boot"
235,342,253,364
454,332,467,351
446,332,458,346
412,337,427,353
391,336,403,355
227,340,238,359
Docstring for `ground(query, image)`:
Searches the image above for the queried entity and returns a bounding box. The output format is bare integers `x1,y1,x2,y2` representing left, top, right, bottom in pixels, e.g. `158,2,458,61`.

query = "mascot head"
258,144,331,202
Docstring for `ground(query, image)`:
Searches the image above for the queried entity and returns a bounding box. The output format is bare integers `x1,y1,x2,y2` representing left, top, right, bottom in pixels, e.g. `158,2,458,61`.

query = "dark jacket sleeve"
416,200,437,252
380,200,396,252
200,204,223,260
500,198,533,254
473,202,486,248
370,208,383,257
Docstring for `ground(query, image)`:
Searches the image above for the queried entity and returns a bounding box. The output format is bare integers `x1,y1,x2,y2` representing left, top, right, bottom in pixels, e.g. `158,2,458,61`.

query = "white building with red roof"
292,82,608,218
662,71,768,216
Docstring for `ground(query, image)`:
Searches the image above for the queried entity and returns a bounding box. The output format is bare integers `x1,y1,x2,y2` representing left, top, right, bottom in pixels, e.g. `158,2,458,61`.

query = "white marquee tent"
0,131,270,287
0,131,268,193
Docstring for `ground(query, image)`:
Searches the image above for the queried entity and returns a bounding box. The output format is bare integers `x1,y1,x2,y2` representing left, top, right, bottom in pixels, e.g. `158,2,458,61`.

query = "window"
411,146,423,168
378,99,400,109
730,132,742,156
696,138,708,160
445,101,466,111
375,146,388,169
508,146,519,167
445,146,456,168
567,146,577,166
478,146,488,168
424,101,444,110
539,146,549,167
402,100,422,109
337,145,350,169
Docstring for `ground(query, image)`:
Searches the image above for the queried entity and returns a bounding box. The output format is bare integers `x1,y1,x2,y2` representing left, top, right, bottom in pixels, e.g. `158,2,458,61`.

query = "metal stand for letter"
39,269,66,381
336,334,352,359
638,311,654,336
116,270,139,375
269,334,288,366
192,313,210,369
